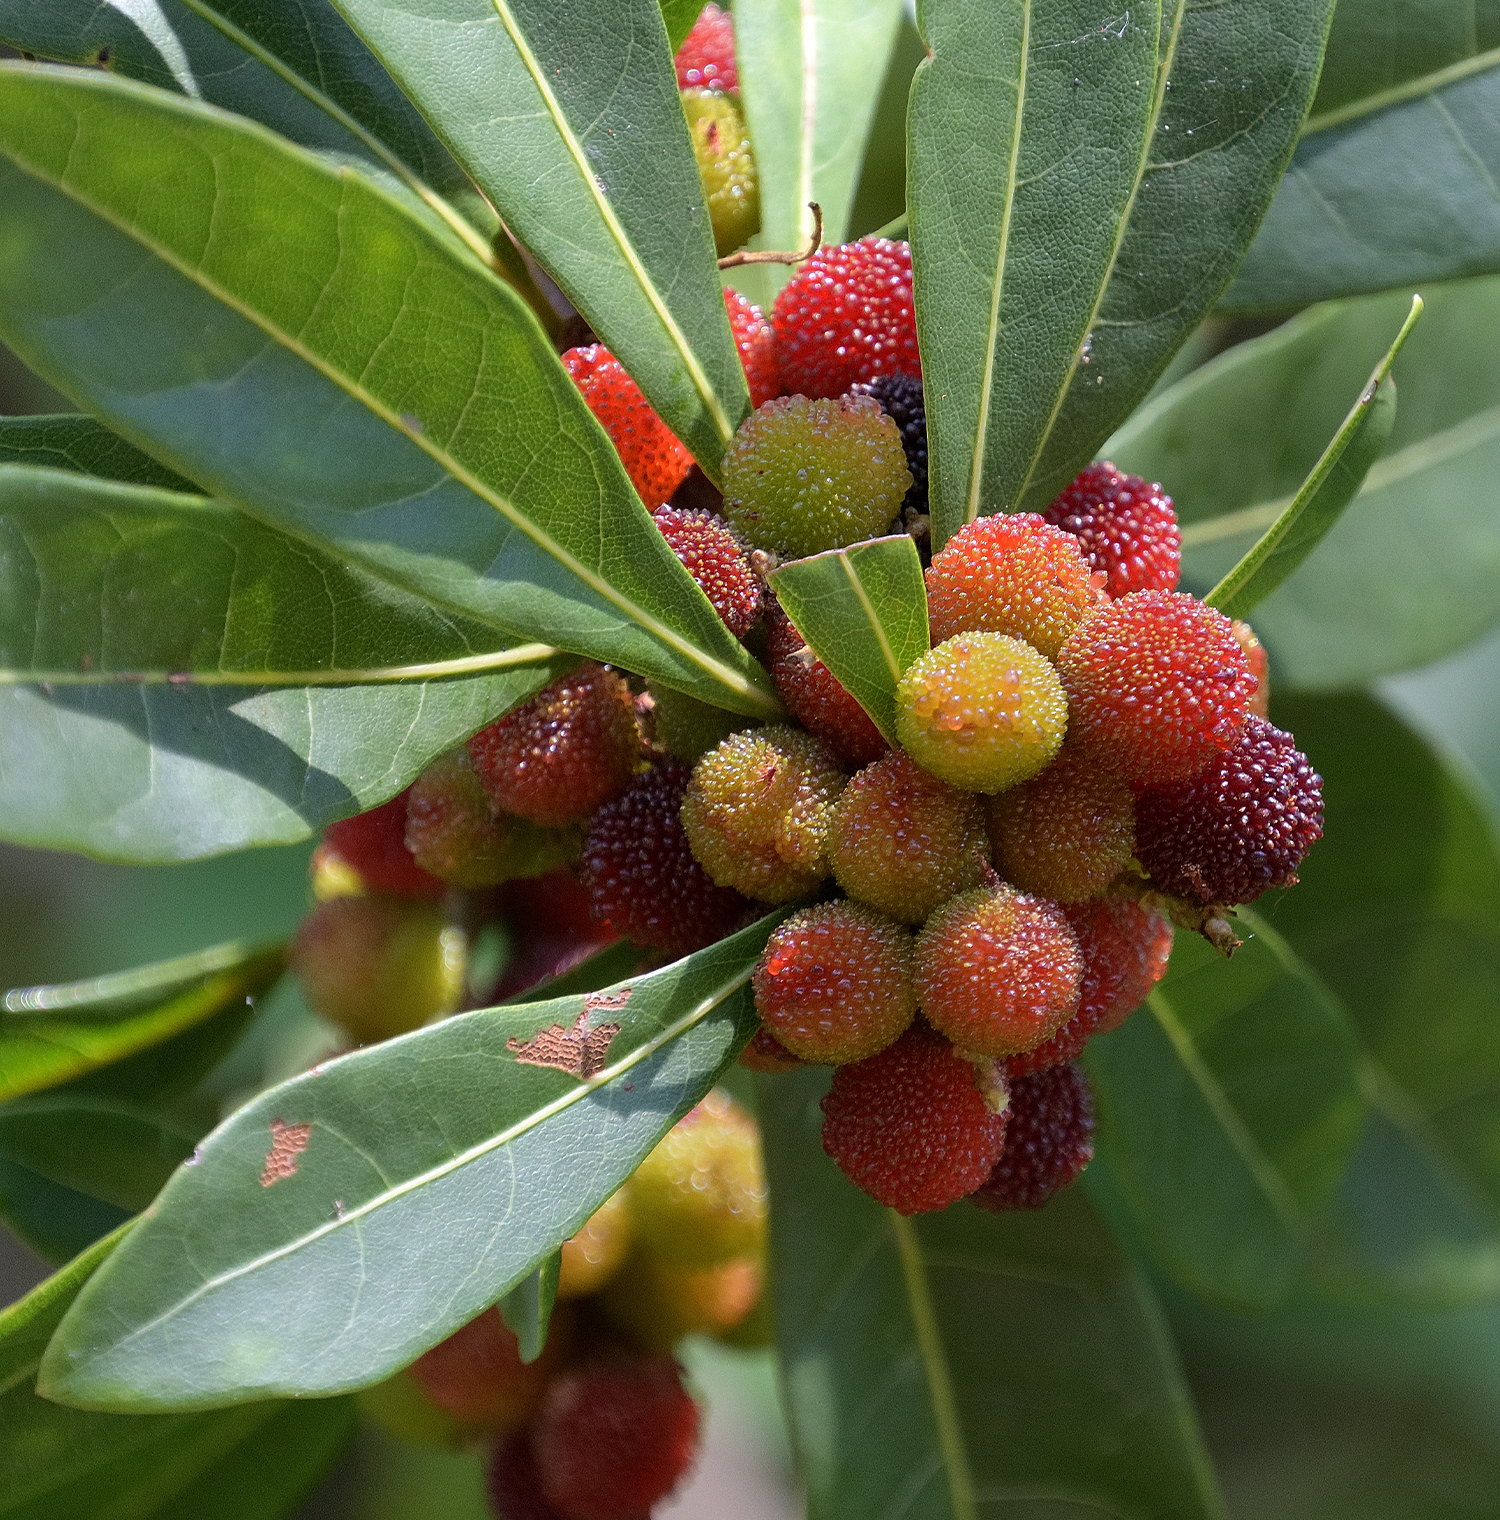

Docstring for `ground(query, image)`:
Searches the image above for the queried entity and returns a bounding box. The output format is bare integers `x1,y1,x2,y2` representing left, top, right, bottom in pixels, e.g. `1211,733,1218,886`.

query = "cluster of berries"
358,1088,767,1518
677,5,759,258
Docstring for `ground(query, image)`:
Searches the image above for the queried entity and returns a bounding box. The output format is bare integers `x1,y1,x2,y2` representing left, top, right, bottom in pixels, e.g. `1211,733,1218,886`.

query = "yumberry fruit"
895,632,1069,794
926,512,1102,659
1008,897,1172,1074
971,1063,1095,1211
1231,617,1271,719
680,725,845,902
827,749,989,923
985,746,1135,902
772,237,920,397
490,869,618,1003
531,1352,700,1519
408,1305,571,1431
469,665,641,828
675,1,737,92
562,344,692,507
1042,461,1181,599
752,901,918,1063
721,393,912,559
487,1430,567,1520
915,885,1082,1058
724,287,780,408
853,372,927,517
579,757,753,956
1134,714,1324,904
291,895,464,1044
683,87,759,256
557,1189,634,1299
599,1249,761,1350
764,596,887,767
651,506,762,638
627,1089,767,1269
318,789,444,901
820,1022,1009,1214
1057,589,1256,786
737,1023,807,1072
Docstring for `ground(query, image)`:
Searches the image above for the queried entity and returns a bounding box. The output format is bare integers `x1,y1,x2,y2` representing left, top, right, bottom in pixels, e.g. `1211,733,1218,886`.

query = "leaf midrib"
1303,44,1500,136
839,554,901,684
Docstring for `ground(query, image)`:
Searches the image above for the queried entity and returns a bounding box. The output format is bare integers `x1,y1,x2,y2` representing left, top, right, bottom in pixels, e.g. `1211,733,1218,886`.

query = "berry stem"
1106,872,1242,957
718,201,824,268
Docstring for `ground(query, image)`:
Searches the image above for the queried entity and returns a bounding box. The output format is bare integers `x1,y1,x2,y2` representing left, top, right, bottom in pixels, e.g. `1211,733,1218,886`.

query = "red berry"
491,869,619,1001
737,1024,806,1072
469,666,642,828
320,790,445,901
562,345,692,508
1057,590,1256,786
651,507,762,638
915,885,1082,1058
753,902,917,1063
1007,898,1172,1074
724,287,779,408
1042,462,1181,599
765,597,887,767
409,1306,570,1431
926,512,1103,660
971,1063,1095,1211
1134,715,1324,905
772,238,919,398
580,758,753,957
819,1023,1008,1215
1231,618,1271,720
675,2,737,92
487,1431,569,1520
532,1353,700,1520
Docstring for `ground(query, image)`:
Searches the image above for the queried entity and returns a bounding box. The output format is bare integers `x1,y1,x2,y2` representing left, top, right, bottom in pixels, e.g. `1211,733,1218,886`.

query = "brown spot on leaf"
508,1006,623,1080
586,988,633,1014
260,1118,312,1186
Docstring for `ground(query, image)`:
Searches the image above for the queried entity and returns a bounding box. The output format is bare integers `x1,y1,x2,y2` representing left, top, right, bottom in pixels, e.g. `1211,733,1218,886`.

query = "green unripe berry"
599,1249,763,1351
356,1369,469,1450
895,632,1068,794
683,87,760,256
647,679,756,763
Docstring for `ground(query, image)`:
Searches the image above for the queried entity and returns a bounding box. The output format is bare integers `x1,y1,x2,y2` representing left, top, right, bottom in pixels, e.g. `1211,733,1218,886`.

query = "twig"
719,203,824,269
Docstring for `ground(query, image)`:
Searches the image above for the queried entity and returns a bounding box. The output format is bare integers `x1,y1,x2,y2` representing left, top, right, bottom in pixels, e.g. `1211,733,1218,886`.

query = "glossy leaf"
1085,911,1366,1307
1012,0,1336,518
758,1066,1227,1520
0,415,194,491
908,0,1161,544
1110,278,1500,687
1205,295,1420,619
40,915,782,1410
766,535,928,745
0,65,781,721
326,0,749,474
0,463,572,858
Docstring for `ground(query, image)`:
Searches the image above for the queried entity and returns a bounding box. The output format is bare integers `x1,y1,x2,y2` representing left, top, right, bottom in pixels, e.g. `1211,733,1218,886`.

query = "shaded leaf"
40,915,782,1410
0,415,194,491
846,16,928,240
659,0,702,54
0,1155,133,1268
0,65,780,719
758,1065,1227,1520
766,535,928,746
498,1251,560,1364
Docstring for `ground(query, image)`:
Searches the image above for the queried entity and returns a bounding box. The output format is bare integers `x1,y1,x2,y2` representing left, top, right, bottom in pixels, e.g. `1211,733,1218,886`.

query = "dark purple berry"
852,373,927,516
971,1063,1094,1211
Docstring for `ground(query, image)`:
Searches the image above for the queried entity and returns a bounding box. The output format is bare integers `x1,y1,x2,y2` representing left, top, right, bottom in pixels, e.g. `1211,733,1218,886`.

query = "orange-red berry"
408,1306,570,1432
675,2,737,92
563,344,692,508
724,288,780,409
651,507,762,638
320,790,444,901
765,597,887,767
1231,618,1271,719
971,1063,1095,1211
1042,461,1180,599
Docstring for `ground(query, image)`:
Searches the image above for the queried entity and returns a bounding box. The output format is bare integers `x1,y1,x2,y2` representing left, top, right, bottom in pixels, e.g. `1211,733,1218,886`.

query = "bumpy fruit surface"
532,1353,700,1520
408,1306,570,1431
488,1431,567,1520
675,2,737,91
1232,618,1271,720
753,902,917,1063
772,237,920,397
971,1063,1095,1211
725,288,780,408
764,597,887,767
1057,590,1255,786
320,790,444,901
828,750,989,922
926,513,1102,659
722,393,912,559
915,886,1082,1058
1008,897,1172,1074
1134,715,1324,905
652,506,762,637
562,344,692,507
628,1090,767,1269
291,896,464,1044
646,680,752,763
896,632,1069,794
737,1024,806,1072
599,1249,761,1350
579,758,752,956
404,749,579,888
985,747,1135,902
683,87,759,256
853,373,927,516
470,665,641,828
820,1023,1008,1214
680,725,845,902
557,1189,633,1299
1042,461,1181,599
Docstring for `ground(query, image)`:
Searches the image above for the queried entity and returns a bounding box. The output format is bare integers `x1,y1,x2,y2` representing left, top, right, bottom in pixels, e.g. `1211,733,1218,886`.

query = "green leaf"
40,914,783,1410
659,0,702,54
497,1251,560,1364
0,1156,133,1267
1085,912,1366,1307
1012,0,1336,518
1110,278,1500,687
0,65,780,720
908,0,1162,545
1204,295,1420,620
1,941,285,1105
766,535,928,746
0,415,195,491
757,1066,1227,1520
0,463,572,858
326,0,749,474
